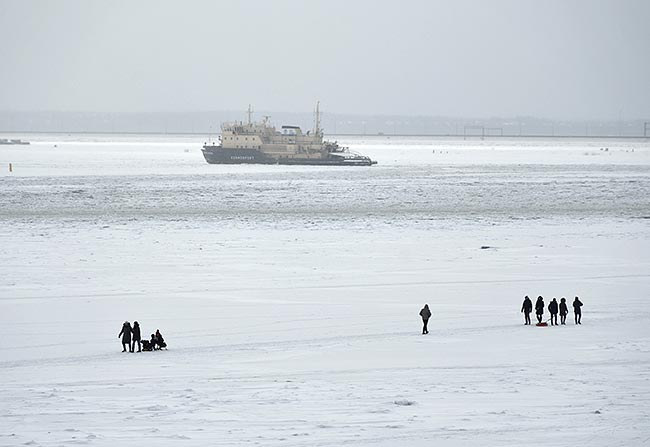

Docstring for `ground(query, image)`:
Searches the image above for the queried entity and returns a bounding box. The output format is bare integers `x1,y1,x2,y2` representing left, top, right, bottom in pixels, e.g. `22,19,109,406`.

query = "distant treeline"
0,110,648,137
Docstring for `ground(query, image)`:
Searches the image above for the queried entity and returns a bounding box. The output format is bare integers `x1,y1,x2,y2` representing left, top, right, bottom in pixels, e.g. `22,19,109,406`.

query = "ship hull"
202,146,376,166
202,146,274,164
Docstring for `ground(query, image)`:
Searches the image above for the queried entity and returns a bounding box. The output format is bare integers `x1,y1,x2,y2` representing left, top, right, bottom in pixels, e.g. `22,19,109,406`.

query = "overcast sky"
0,0,648,119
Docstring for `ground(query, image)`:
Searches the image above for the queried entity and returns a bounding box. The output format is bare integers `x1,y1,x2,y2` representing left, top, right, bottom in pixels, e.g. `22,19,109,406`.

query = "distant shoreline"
0,130,648,141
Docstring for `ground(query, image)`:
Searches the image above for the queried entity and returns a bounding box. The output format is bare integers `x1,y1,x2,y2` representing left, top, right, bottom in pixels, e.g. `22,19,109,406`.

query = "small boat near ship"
0,138,30,145
202,103,376,166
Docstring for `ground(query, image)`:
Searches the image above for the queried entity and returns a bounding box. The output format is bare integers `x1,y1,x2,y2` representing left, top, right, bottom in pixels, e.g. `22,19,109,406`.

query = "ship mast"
314,101,321,136
246,104,254,125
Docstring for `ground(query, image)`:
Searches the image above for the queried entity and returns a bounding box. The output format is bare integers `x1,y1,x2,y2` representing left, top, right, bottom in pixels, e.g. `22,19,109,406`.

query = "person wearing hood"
559,297,568,325
131,321,142,353
419,304,432,334
573,296,584,324
155,329,167,349
118,321,132,353
535,296,545,324
521,296,533,325
548,298,559,326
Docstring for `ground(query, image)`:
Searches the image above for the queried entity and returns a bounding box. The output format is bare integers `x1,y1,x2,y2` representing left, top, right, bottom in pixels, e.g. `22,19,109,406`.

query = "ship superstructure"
202,103,376,166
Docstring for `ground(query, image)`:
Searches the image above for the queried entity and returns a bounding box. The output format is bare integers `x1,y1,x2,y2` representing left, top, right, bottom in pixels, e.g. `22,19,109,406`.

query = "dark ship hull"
202,145,376,166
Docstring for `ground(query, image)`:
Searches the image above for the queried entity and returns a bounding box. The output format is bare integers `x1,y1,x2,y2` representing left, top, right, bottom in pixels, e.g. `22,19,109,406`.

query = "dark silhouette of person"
535,296,545,324
155,329,167,349
419,304,431,334
548,298,559,326
573,296,583,324
131,321,142,353
118,321,132,353
150,333,158,350
521,296,533,325
559,297,568,325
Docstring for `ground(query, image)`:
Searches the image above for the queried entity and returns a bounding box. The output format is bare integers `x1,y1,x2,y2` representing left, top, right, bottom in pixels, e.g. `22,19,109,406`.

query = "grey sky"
0,0,648,120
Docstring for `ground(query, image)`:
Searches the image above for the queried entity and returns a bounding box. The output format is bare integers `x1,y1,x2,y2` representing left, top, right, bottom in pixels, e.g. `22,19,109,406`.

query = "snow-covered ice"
1,136,649,446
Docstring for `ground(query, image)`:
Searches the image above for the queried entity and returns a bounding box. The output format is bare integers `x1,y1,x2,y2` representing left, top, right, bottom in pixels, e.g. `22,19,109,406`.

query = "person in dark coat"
155,329,167,349
118,321,132,352
535,296,545,324
521,296,533,325
419,304,431,334
559,297,568,325
548,298,559,326
131,321,142,353
150,333,158,350
573,296,583,324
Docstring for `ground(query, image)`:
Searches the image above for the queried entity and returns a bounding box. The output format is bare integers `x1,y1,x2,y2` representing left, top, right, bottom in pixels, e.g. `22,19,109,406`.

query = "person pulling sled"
535,296,545,324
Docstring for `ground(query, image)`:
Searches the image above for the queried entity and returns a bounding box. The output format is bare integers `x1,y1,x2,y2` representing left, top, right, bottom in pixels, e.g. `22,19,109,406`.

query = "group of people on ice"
521,296,583,325
118,321,167,352
418,296,584,334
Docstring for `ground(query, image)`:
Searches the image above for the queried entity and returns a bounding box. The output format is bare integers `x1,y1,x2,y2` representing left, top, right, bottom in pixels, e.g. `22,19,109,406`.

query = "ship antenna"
314,101,321,136
247,104,254,125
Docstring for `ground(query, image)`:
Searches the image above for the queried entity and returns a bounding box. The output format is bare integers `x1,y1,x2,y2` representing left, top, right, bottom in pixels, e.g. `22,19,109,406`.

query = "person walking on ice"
419,304,431,335
573,296,583,324
118,321,132,353
548,298,559,326
559,297,568,325
521,295,533,325
535,296,545,324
